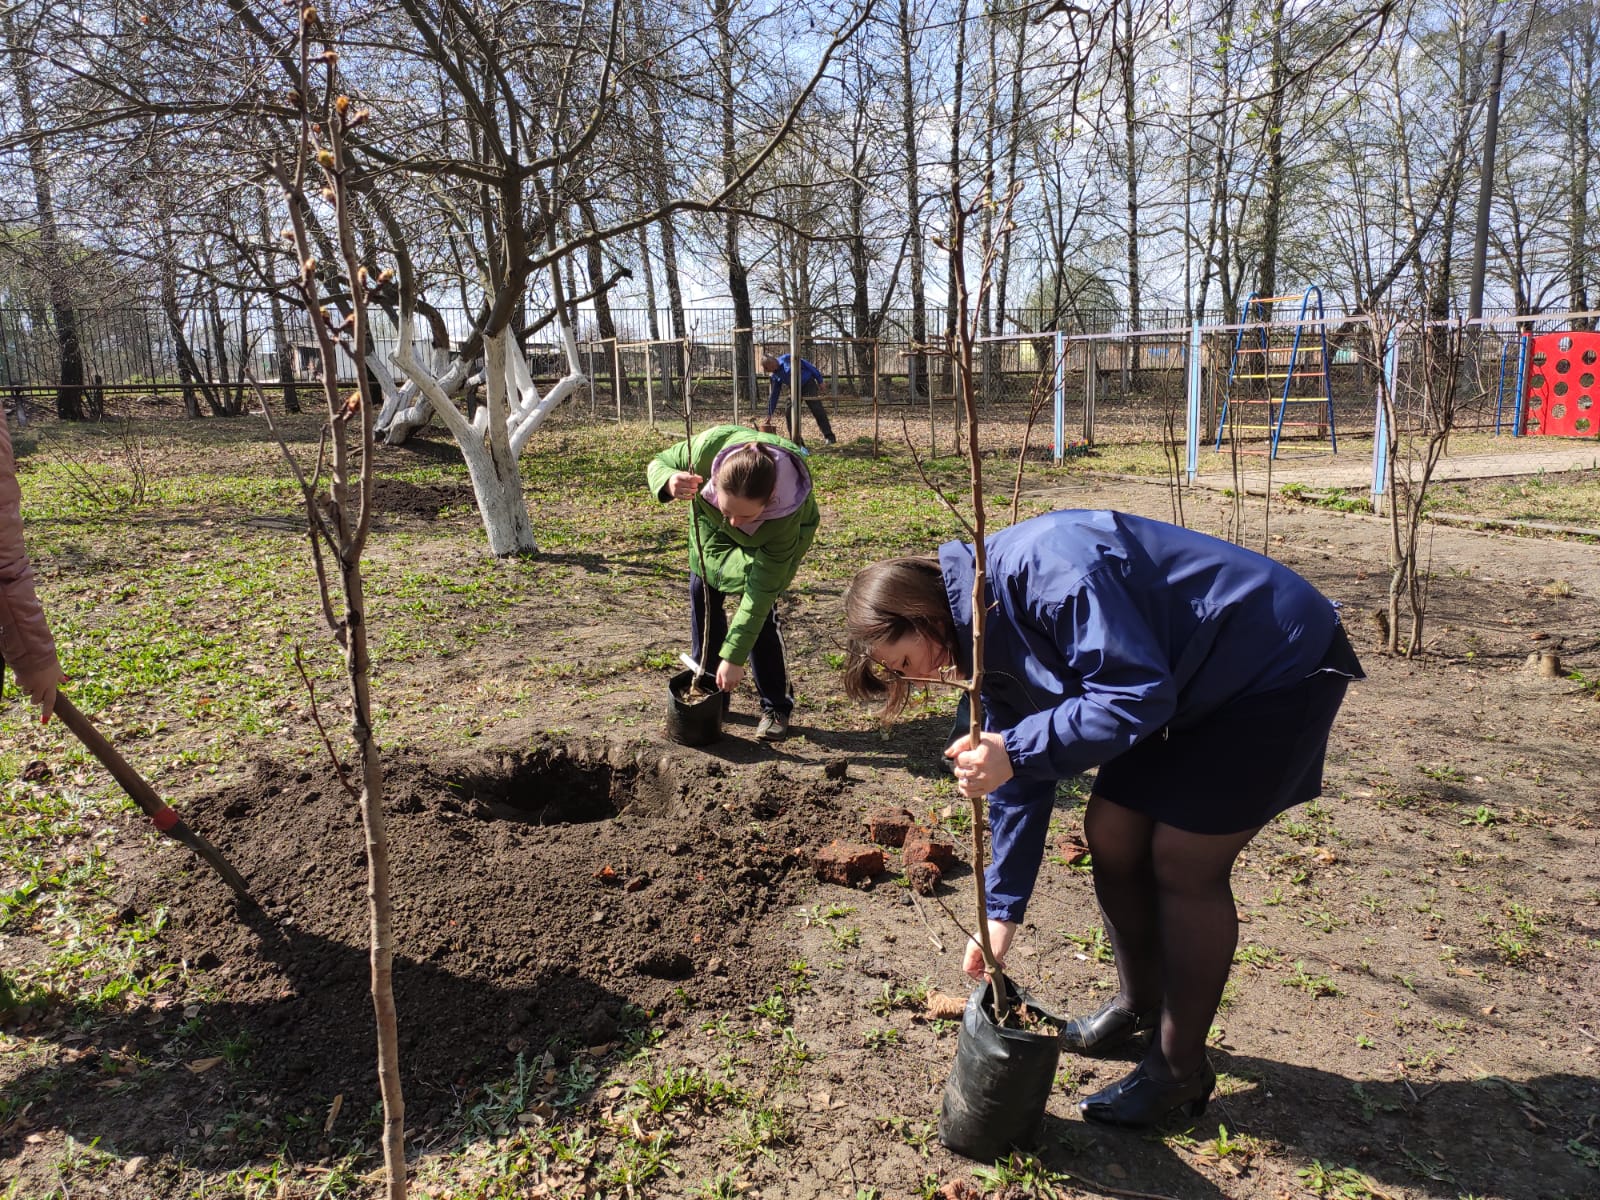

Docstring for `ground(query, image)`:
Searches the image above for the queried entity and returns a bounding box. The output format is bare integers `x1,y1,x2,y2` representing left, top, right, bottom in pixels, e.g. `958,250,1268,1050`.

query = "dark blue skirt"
1091,624,1363,835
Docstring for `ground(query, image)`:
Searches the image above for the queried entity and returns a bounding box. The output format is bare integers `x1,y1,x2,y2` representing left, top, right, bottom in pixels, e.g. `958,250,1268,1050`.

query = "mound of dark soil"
370,477,474,521
12,740,843,1162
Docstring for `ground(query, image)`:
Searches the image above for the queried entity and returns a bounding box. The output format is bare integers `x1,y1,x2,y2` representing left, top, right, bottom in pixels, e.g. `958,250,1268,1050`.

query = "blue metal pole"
1053,329,1066,463
1371,329,1397,505
1511,332,1530,437
1186,322,1202,482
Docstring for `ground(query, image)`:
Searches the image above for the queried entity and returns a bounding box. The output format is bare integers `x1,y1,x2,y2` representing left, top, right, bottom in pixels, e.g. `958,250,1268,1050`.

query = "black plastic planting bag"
665,668,724,747
938,977,1064,1161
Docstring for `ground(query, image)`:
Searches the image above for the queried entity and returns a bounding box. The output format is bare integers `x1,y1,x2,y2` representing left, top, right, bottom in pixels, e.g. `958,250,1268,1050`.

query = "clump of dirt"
9,741,838,1161
370,476,473,521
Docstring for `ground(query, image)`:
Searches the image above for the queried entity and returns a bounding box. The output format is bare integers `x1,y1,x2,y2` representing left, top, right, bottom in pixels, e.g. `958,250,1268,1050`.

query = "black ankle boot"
1060,1001,1158,1054
1078,1060,1216,1128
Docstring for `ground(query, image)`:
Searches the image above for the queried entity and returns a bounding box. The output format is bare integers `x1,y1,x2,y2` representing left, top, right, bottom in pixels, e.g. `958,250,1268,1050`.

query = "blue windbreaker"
938,510,1344,922
765,355,825,417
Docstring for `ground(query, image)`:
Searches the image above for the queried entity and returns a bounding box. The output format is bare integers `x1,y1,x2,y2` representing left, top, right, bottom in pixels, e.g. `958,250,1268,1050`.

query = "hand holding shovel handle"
52,694,259,909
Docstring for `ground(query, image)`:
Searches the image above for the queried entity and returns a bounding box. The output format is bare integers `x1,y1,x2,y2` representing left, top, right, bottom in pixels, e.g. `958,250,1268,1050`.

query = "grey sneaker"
755,711,790,741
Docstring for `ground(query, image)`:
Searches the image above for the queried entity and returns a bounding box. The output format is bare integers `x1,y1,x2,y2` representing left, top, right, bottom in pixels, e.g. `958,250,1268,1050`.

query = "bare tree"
258,7,406,1193
4,7,85,420
1371,308,1469,657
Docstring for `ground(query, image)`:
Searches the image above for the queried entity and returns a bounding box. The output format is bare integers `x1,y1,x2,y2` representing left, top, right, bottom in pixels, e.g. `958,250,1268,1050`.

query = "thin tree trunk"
715,0,755,407
847,55,874,384
977,4,998,414
260,190,302,413
272,38,406,1191
207,292,236,416
578,200,627,411
900,0,927,404
641,71,687,369
795,232,813,355
160,255,203,419
6,13,84,421
1568,14,1595,328
940,0,969,398
994,11,1026,336
1117,0,1142,374
1256,4,1288,320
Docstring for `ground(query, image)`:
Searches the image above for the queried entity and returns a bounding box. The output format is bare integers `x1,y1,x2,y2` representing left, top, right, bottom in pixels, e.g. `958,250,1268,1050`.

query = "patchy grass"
1426,466,1600,528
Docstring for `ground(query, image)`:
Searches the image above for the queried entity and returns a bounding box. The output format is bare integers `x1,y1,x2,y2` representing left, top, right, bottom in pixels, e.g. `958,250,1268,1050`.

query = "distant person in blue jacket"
842,510,1363,1130
761,352,836,445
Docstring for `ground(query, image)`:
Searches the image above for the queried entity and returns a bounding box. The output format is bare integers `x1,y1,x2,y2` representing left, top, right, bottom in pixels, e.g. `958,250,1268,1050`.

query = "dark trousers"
690,574,792,716
771,380,836,443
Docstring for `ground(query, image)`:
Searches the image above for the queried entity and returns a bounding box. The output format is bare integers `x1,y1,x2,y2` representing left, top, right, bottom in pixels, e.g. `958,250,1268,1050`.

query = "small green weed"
870,979,931,1016
774,1028,816,1076
723,1107,793,1162
1297,1159,1382,1198
974,1152,1069,1198
598,1129,679,1191
1567,1137,1600,1169
879,1115,936,1156
862,1027,902,1051
1061,925,1114,963
688,1170,745,1200
748,990,791,1024
629,1066,741,1116
1284,962,1339,997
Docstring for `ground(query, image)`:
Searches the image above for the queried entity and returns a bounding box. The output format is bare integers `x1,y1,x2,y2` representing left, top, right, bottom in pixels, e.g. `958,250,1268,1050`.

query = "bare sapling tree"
946,180,1006,1016
254,8,406,1195
901,175,1018,1019
678,335,713,686
1371,309,1466,658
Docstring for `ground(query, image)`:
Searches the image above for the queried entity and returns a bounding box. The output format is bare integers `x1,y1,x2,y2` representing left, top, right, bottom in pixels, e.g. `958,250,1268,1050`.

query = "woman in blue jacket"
842,510,1362,1128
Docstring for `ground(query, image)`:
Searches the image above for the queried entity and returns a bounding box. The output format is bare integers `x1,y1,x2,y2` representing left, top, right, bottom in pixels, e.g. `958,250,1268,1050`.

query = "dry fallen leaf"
187,1056,224,1073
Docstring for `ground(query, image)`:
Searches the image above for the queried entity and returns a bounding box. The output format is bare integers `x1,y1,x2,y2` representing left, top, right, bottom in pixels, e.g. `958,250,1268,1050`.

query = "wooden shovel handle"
53,694,168,820
53,693,259,908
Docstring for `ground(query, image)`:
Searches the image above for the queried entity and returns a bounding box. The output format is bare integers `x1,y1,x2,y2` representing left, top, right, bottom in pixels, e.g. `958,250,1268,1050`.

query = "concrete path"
1189,440,1600,493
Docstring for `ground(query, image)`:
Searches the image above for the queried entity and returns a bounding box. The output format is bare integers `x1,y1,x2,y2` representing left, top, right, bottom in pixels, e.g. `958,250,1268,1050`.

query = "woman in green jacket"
648,425,820,740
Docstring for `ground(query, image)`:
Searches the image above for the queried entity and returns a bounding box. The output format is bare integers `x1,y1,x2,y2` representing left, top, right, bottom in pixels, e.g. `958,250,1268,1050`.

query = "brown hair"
714,441,777,502
841,556,957,717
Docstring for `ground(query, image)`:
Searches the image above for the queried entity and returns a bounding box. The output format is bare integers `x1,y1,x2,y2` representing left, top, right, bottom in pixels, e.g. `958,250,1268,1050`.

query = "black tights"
1083,794,1260,1080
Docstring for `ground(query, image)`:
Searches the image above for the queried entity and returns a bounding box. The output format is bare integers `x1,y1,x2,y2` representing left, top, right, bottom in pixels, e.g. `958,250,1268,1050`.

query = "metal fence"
0,304,442,400
7,298,1588,461
0,300,1327,397
572,310,1598,460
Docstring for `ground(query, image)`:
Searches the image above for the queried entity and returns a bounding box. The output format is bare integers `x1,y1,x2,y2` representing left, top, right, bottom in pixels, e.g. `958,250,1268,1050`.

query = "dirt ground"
3,464,1598,1200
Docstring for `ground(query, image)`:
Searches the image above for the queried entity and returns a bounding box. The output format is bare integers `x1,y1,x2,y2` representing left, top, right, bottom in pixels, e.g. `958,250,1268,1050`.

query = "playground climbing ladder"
1215,286,1338,458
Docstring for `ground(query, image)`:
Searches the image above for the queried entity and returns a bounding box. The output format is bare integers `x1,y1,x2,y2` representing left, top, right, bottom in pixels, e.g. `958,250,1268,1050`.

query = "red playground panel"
1525,331,1600,437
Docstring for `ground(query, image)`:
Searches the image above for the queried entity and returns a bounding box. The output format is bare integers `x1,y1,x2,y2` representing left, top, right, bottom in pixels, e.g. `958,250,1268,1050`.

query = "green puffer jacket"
647,425,820,666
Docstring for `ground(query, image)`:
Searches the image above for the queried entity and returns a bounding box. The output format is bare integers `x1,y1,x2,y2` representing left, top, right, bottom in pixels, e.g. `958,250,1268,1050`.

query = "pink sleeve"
0,418,61,690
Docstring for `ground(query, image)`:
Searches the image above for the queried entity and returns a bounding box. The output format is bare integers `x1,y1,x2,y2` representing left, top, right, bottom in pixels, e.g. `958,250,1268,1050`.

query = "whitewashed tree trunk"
377,342,458,442
506,315,586,455
391,284,586,556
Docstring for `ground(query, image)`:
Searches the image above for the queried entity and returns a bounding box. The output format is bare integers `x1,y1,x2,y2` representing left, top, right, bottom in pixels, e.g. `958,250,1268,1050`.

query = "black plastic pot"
666,668,725,746
938,977,1064,1162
